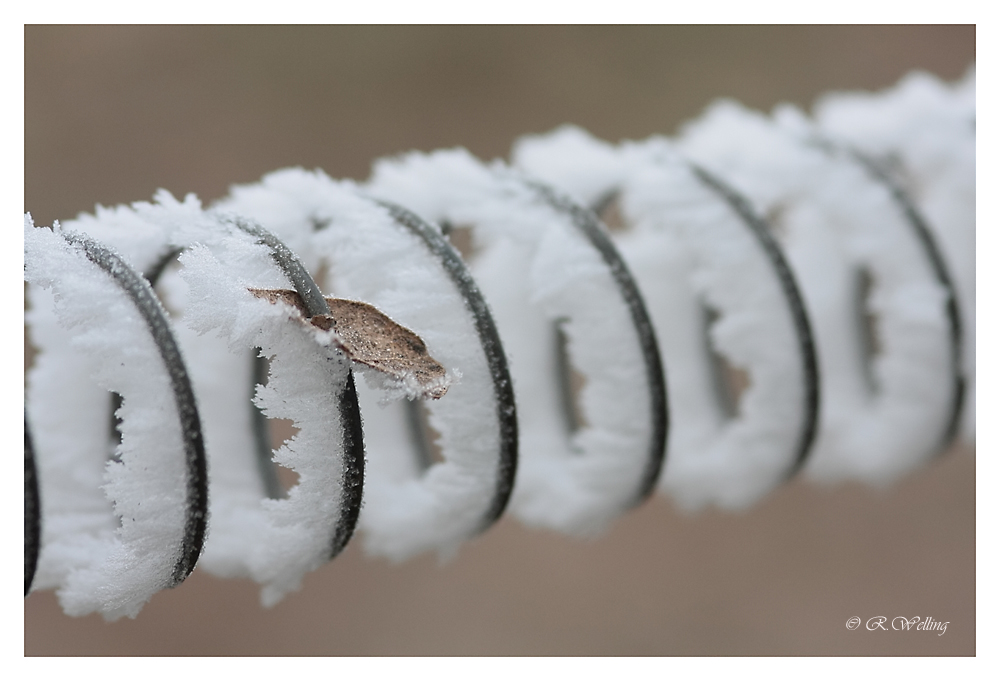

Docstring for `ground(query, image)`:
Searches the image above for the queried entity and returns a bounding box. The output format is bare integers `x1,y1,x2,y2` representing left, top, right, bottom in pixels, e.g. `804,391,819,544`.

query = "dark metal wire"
330,371,365,559
552,319,584,438
226,217,331,316
144,247,185,288
25,412,40,597
405,399,438,472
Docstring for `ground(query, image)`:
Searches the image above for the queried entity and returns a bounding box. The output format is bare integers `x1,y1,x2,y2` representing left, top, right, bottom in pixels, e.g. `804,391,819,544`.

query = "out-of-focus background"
24,25,975,656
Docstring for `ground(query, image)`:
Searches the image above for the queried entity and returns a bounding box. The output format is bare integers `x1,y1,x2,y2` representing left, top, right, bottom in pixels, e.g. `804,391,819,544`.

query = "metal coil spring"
23,75,974,614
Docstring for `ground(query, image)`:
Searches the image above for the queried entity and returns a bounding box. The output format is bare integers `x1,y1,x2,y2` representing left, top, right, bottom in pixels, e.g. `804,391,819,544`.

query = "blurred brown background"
24,25,975,656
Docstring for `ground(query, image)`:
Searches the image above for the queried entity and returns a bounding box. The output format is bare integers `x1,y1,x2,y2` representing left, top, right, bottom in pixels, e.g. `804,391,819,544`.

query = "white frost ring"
56,229,209,585
823,143,966,453
223,216,366,558
526,180,669,506
684,163,821,478
373,199,519,531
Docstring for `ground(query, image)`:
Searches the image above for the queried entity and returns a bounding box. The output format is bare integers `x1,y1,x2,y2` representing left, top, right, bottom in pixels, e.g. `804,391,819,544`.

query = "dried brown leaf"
249,288,449,399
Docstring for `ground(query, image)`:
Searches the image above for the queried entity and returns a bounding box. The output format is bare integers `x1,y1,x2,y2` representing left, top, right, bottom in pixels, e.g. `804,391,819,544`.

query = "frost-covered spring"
23,66,974,619
368,148,667,535
679,101,958,485
25,216,206,621
217,168,514,561
513,127,817,511
814,67,976,445
28,194,369,609
175,232,357,607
